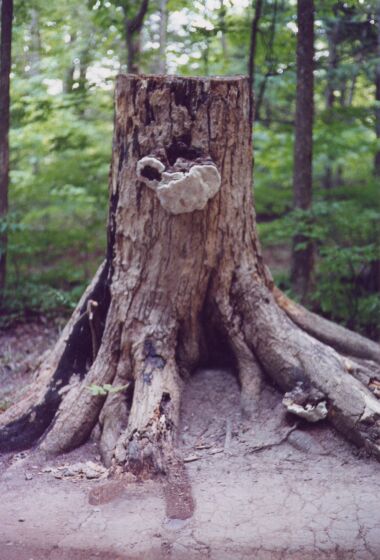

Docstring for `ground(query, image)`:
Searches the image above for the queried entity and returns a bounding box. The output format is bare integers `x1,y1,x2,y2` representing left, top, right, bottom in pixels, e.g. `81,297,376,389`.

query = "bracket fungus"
137,156,221,214
283,392,328,422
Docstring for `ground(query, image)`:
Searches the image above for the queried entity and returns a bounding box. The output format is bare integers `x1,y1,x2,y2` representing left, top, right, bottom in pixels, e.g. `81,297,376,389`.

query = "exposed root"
113,389,180,477
117,422,175,477
40,319,121,455
273,287,380,364
342,355,380,390
230,335,264,418
234,276,380,459
105,341,184,476
98,378,133,468
0,261,110,452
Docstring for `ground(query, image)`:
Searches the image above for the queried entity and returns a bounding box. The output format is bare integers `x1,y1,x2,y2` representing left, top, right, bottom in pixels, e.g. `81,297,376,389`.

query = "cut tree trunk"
1,75,380,476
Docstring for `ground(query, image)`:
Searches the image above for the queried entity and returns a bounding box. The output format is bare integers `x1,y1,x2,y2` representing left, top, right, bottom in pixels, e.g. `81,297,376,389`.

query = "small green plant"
0,281,85,329
87,383,130,396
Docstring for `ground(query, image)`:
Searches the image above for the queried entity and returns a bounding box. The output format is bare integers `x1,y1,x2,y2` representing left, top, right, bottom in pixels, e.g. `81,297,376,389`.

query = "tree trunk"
255,0,278,122
375,4,380,177
291,0,314,301
124,0,149,74
158,0,168,75
219,0,228,66
0,0,13,296
1,75,380,475
323,21,338,190
27,7,41,77
248,0,263,120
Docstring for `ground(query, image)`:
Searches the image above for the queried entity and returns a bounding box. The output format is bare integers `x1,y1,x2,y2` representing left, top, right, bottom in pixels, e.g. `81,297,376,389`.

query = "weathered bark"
0,0,13,296
291,0,314,302
1,75,380,475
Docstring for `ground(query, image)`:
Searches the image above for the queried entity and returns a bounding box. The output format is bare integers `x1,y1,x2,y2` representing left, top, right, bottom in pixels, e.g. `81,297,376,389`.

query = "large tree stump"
1,75,380,474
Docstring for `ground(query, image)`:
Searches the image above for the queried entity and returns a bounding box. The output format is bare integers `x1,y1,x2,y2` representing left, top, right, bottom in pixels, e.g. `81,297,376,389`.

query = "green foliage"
2,0,379,342
260,192,380,337
0,281,82,329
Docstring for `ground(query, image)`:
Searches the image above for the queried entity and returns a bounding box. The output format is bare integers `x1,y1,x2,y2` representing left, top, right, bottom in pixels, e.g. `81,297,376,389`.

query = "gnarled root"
273,287,380,364
1,269,379,469
111,347,183,477
233,276,380,459
0,261,110,452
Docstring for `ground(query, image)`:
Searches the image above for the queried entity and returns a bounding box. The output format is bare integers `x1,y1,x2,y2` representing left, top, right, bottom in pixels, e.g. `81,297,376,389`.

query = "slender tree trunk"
219,0,228,66
0,0,13,296
248,0,263,120
1,75,379,475
291,0,314,301
347,70,357,107
125,26,139,74
28,8,41,77
63,32,76,94
158,0,168,74
124,0,149,74
323,23,338,190
375,4,380,177
255,0,278,122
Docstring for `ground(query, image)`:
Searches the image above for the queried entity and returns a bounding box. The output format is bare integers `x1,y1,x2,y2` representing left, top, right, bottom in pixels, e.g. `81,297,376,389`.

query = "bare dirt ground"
1,322,380,559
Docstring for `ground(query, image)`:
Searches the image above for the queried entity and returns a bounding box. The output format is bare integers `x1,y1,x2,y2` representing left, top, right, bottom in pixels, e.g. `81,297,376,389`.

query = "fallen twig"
248,423,299,454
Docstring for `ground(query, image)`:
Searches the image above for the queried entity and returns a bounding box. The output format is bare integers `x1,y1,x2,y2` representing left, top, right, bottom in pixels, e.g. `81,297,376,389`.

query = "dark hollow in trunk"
1,75,380,475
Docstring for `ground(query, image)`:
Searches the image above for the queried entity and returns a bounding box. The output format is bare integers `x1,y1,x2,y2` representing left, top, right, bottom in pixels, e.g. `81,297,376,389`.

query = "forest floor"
1,319,380,559
0,241,379,560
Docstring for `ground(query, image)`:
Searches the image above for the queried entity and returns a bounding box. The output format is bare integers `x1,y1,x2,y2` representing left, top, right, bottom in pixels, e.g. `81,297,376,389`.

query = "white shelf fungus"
137,157,221,214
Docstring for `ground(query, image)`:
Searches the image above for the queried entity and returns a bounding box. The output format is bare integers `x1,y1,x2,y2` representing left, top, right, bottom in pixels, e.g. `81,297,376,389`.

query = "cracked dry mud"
1,327,380,559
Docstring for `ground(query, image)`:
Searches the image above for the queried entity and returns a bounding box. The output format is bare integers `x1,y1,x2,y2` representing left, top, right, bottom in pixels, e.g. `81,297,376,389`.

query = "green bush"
259,194,380,339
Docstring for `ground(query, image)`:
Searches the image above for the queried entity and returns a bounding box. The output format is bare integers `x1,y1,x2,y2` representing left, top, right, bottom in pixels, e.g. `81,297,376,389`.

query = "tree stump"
1,75,380,475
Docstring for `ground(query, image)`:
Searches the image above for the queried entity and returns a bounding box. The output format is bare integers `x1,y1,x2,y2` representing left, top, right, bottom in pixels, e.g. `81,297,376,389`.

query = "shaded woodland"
0,0,379,339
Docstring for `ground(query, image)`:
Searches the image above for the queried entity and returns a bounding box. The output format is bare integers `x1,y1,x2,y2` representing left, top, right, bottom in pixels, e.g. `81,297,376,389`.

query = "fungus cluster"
137,156,221,214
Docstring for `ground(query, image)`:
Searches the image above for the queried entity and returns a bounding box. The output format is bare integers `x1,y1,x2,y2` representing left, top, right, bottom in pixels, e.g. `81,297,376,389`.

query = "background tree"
290,0,314,301
248,0,263,115
0,0,13,297
158,0,168,74
123,0,149,73
0,0,379,342
375,2,380,177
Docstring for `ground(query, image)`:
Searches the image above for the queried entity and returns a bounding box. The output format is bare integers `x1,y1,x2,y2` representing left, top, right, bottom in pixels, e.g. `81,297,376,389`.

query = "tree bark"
0,0,13,296
1,75,379,475
291,0,314,302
